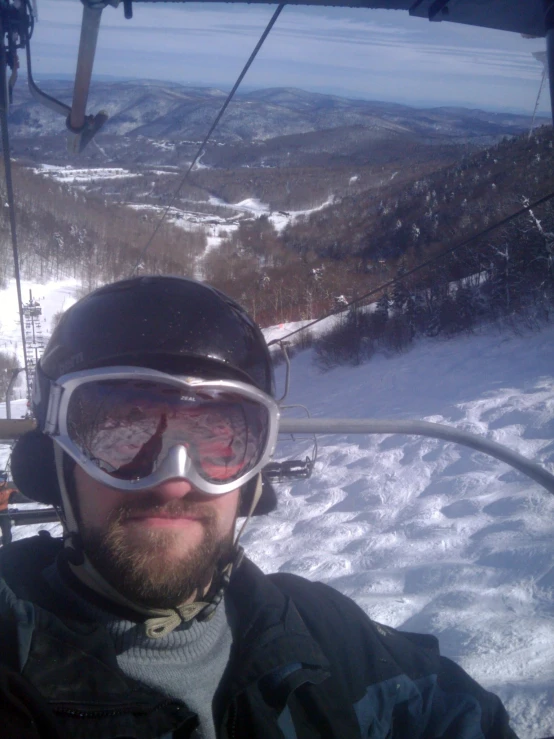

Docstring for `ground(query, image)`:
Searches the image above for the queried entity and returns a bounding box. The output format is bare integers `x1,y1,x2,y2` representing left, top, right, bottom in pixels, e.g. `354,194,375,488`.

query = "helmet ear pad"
11,430,62,507
239,473,277,517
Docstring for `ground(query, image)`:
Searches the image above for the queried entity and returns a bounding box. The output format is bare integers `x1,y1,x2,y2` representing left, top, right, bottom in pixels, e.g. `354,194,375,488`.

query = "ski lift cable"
0,16,31,399
529,53,548,140
130,3,286,276
268,187,554,347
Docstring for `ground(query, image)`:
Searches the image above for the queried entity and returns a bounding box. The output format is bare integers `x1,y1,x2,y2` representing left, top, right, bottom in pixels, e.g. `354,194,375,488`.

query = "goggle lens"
66,378,269,484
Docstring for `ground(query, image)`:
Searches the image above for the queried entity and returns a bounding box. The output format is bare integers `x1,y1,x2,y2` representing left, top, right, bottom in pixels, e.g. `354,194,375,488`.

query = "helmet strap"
53,443,81,545
193,472,263,624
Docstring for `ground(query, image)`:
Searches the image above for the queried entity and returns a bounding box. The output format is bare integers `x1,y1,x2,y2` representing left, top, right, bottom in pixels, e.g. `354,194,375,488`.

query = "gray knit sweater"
42,563,234,739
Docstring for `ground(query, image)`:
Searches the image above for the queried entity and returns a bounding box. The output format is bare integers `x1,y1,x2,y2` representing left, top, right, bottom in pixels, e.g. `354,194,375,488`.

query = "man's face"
72,464,240,609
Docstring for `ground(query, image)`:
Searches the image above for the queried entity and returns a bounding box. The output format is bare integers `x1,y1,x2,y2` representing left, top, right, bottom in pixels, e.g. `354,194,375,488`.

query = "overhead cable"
0,17,30,397
268,188,554,347
131,3,286,275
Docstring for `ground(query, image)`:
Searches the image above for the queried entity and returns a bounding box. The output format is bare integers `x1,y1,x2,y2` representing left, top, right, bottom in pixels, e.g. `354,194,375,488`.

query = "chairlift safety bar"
1,417,554,495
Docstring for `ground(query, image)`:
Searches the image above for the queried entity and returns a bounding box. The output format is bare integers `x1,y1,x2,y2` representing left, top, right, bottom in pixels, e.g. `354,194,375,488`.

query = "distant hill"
4,80,552,333
279,123,554,262
8,80,541,171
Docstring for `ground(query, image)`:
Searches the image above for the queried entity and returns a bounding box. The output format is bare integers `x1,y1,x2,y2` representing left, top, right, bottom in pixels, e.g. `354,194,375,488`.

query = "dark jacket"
0,535,517,739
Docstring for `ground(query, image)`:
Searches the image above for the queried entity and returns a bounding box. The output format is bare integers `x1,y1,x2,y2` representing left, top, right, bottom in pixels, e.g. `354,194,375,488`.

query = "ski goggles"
43,367,280,495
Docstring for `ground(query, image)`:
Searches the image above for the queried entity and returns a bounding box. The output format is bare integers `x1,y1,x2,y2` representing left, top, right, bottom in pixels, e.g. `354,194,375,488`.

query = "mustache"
111,495,217,523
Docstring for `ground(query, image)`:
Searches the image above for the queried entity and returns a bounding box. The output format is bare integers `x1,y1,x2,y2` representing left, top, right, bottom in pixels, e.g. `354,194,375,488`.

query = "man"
0,477,16,546
1,276,517,738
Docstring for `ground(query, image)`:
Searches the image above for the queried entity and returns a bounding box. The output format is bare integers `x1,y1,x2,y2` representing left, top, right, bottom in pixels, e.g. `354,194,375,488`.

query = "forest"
1,125,553,374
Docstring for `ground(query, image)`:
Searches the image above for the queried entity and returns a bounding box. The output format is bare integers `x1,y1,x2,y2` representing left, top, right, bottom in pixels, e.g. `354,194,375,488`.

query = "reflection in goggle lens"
66,379,269,483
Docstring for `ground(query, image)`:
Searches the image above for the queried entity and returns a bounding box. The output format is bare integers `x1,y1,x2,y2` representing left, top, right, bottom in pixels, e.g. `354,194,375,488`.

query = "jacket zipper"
52,698,181,720
228,700,237,739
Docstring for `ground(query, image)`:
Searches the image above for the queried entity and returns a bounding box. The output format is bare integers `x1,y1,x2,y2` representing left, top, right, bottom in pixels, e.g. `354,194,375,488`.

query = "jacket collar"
0,536,331,720
224,558,330,697
1,536,330,667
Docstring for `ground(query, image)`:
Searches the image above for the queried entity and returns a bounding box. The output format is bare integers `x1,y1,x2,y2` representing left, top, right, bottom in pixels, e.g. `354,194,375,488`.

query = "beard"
77,495,236,610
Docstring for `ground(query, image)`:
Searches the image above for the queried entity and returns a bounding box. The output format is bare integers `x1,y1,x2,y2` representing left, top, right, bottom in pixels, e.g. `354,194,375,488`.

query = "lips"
127,518,201,528
124,511,203,521
114,496,215,527
121,512,206,530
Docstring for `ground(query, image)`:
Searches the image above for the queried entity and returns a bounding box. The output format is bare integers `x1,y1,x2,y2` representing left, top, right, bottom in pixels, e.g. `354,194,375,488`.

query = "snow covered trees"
0,160,206,287
313,188,554,370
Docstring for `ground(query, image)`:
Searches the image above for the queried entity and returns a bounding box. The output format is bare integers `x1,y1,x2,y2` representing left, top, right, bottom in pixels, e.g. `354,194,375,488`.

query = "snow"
151,141,176,152
1,279,553,737
205,225,234,256
193,151,210,170
125,193,338,267
251,323,554,738
264,315,338,344
146,170,180,177
263,301,378,344
33,165,142,184
127,203,223,232
208,194,335,233
26,161,335,264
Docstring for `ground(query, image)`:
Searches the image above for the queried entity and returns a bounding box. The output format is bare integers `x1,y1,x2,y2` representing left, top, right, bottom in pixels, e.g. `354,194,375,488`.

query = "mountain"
4,79,553,335
281,123,554,261
8,80,541,170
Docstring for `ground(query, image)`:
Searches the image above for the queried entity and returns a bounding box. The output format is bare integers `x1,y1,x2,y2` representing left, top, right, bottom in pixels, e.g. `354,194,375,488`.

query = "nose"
148,478,196,501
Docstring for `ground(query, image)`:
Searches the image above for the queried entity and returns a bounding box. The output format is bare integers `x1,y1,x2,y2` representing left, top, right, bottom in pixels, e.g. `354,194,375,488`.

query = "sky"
22,1,552,114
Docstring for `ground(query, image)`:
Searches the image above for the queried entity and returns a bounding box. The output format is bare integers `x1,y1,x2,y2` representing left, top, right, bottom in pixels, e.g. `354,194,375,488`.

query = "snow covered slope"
247,325,554,739
1,279,553,737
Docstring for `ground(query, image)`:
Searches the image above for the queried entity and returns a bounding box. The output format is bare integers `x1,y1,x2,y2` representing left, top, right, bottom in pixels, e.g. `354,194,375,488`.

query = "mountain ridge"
8,80,539,170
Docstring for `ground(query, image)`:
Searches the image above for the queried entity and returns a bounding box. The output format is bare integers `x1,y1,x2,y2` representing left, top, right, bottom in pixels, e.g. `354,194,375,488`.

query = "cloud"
26,0,549,113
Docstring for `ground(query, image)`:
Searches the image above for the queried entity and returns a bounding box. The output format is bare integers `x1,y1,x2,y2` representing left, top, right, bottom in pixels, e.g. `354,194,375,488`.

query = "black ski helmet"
12,276,277,515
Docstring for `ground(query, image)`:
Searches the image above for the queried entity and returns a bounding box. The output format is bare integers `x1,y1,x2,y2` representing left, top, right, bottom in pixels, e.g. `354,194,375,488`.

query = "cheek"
217,490,241,531
74,467,123,528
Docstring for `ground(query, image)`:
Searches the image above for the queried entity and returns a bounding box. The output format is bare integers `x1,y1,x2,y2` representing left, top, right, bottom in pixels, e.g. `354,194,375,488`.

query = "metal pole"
69,4,103,132
0,418,36,439
529,57,547,138
546,1,554,123
279,417,554,495
29,290,36,347
0,18,30,399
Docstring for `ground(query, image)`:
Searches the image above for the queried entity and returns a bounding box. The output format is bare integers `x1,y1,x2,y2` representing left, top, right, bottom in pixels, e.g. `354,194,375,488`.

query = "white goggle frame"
43,366,280,495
